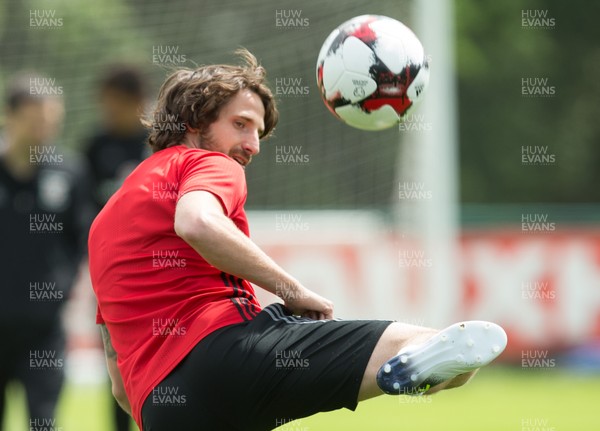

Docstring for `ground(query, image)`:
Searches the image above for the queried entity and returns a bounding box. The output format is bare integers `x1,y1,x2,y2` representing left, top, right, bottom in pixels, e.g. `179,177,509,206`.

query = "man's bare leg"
358,323,436,401
358,320,506,401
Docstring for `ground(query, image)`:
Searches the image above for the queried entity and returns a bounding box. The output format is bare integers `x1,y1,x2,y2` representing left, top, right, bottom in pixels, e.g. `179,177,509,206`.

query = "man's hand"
280,284,334,320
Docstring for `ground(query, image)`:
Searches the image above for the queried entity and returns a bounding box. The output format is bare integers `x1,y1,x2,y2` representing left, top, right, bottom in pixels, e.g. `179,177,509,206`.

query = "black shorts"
141,303,392,431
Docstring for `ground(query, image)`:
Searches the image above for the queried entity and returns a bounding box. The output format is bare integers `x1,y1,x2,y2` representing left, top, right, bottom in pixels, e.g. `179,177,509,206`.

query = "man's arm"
174,190,333,320
100,324,132,415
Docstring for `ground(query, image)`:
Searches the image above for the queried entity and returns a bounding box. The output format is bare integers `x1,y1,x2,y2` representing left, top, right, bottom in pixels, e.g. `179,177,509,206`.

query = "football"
316,15,430,131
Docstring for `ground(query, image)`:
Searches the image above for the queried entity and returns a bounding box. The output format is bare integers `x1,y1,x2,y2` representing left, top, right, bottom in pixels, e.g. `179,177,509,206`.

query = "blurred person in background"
0,73,92,429
85,65,149,213
84,65,149,431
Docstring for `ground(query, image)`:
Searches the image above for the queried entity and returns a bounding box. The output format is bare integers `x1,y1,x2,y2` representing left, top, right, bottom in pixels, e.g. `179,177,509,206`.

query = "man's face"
100,88,143,132
7,98,64,148
198,89,265,168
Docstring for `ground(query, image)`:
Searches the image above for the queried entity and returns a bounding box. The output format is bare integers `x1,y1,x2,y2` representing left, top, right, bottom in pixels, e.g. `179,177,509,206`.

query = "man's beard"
197,129,251,167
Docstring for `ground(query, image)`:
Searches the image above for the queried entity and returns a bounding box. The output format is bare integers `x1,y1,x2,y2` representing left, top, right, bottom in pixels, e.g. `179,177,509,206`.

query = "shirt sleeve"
177,151,247,216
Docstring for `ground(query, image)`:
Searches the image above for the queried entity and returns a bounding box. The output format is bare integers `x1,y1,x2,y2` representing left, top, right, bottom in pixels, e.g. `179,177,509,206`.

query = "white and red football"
316,15,430,131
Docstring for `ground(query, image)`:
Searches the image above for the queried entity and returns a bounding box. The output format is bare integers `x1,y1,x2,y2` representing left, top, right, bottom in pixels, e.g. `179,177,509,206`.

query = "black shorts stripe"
265,302,344,324
263,303,325,325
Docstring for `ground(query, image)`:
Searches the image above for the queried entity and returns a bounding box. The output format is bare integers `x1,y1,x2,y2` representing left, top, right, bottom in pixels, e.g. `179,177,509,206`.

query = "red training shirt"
88,145,262,428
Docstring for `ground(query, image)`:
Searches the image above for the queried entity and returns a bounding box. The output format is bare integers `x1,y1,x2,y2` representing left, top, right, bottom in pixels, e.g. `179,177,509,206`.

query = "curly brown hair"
144,49,278,153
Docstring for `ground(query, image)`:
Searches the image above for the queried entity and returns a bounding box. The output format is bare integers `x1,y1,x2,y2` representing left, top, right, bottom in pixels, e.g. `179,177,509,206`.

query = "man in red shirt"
88,49,507,431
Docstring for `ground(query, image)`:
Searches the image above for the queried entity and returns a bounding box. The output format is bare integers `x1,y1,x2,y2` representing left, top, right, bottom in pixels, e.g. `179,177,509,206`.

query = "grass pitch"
4,366,599,431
